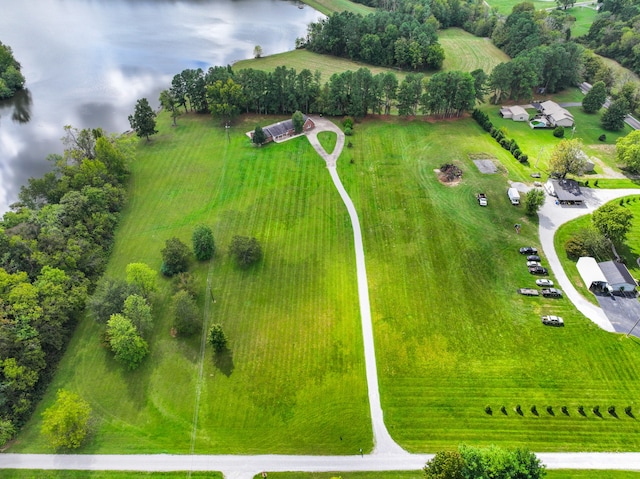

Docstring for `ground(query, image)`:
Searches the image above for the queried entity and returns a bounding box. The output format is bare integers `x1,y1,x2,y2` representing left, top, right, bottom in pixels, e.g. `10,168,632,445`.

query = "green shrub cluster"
472,109,528,163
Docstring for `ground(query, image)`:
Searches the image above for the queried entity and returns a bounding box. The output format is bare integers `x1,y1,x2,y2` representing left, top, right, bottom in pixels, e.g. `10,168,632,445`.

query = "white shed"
599,261,637,293
577,257,608,290
500,105,529,121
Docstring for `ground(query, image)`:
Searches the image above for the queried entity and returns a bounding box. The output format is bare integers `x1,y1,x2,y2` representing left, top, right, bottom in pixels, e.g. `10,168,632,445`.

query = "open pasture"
11,113,371,454
339,118,640,451
438,28,509,74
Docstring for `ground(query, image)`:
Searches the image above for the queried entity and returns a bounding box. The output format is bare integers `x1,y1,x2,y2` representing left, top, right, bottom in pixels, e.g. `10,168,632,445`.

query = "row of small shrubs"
485,404,634,418
472,109,528,163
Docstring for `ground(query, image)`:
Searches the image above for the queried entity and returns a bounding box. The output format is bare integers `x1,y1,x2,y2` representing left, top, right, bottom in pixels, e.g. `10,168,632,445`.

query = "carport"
576,257,609,292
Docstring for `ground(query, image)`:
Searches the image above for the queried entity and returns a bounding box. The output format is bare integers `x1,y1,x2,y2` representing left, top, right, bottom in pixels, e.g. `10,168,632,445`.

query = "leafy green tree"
397,74,423,116
206,78,244,125
171,290,201,336
106,314,149,369
616,130,640,172
549,139,586,178
292,110,305,134
123,294,153,337
582,81,607,113
229,236,263,268
125,262,158,300
159,89,180,127
192,224,215,261
423,450,465,479
88,277,130,323
253,45,263,59
41,389,91,449
459,444,545,479
592,202,634,244
252,125,267,145
128,98,157,141
0,42,25,99
602,97,629,131
0,418,16,447
524,189,546,216
470,68,487,103
161,237,190,277
208,324,228,352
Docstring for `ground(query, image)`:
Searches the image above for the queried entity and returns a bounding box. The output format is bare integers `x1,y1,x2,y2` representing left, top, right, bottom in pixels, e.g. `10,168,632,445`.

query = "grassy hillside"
338,117,640,452
303,0,374,15
12,113,371,454
234,29,509,83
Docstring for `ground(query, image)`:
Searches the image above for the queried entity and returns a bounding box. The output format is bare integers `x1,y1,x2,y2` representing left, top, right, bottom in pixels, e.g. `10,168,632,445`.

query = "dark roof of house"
263,115,310,139
551,179,584,202
532,101,542,111
264,119,294,138
599,261,637,286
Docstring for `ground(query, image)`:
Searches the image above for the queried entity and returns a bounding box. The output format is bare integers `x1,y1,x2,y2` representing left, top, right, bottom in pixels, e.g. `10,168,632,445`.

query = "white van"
507,187,520,205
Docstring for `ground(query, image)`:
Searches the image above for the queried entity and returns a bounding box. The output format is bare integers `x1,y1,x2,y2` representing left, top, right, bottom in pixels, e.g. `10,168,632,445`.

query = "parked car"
520,247,538,255
529,265,548,275
536,279,554,287
531,172,541,178
541,315,564,326
476,193,488,206
518,288,539,296
541,288,563,298
527,255,541,262
527,261,542,267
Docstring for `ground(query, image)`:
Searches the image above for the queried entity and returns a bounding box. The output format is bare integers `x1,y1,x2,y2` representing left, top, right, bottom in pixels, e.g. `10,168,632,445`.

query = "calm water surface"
0,0,322,211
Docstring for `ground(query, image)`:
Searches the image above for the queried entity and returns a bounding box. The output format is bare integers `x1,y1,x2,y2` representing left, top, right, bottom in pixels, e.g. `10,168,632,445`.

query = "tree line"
302,9,445,70
0,41,25,99
0,127,132,445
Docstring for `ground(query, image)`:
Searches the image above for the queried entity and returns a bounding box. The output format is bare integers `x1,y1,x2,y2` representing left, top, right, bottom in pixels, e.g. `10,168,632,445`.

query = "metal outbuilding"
577,256,609,291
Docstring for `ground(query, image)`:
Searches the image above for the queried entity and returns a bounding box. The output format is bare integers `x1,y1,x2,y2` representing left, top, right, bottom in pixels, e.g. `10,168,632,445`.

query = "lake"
0,0,322,212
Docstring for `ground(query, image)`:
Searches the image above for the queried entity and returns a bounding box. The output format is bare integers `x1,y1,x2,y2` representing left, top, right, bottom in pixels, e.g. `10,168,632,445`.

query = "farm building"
531,100,574,128
257,115,315,143
599,261,637,293
577,257,610,292
544,179,585,205
499,105,529,121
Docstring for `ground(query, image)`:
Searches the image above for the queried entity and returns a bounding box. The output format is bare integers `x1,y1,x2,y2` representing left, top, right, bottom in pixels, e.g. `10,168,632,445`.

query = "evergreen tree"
252,125,267,145
582,81,607,113
128,98,158,141
602,97,629,131
192,224,215,261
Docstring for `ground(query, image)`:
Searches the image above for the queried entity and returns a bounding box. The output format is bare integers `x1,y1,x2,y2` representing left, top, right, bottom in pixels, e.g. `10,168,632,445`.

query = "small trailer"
508,187,520,205
518,288,539,296
476,193,488,206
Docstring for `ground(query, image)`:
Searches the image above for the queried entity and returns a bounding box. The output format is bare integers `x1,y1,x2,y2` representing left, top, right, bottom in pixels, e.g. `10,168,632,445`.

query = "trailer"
507,187,520,205
518,288,539,296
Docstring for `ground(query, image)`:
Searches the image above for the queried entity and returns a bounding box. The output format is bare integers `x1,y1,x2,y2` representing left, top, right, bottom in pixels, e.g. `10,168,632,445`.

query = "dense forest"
0,41,25,99
0,128,132,445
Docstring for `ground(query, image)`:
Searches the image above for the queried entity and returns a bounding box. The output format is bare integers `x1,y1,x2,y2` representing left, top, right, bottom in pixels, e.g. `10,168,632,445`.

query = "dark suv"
529,265,548,275
520,247,538,255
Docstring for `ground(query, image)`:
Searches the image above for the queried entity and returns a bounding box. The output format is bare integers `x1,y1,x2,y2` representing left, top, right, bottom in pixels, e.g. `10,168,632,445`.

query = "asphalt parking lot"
595,293,640,338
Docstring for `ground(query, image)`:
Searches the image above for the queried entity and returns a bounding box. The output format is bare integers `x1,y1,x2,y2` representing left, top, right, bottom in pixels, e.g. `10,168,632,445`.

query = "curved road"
3,120,640,476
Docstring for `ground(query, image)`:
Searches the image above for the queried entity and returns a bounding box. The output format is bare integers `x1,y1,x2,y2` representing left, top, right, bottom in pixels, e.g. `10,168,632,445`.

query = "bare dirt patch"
473,159,499,174
435,163,463,186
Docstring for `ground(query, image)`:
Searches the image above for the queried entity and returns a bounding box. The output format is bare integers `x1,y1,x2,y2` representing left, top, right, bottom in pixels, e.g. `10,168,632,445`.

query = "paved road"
2,452,640,477
579,82,640,130
538,188,640,332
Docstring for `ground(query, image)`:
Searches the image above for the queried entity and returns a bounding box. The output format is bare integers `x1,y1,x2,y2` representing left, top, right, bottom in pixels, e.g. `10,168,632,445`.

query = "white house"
538,100,574,127
499,105,529,121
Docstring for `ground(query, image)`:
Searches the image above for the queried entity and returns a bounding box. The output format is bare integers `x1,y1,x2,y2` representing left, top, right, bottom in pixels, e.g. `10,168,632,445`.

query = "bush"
174,272,198,298
344,126,353,136
207,324,228,352
553,126,565,138
192,224,215,261
625,406,633,417
229,236,263,268
512,149,521,159
485,405,492,414
515,404,522,415
161,237,190,277
519,154,528,163
530,405,538,415
593,405,601,415
500,405,507,415
608,405,616,415
546,405,554,415
599,134,606,141
561,405,569,415
565,237,588,259
578,405,585,416
342,116,354,129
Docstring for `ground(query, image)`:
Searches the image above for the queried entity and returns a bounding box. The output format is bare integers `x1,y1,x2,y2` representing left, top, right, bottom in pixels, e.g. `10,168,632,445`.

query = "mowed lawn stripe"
13,114,371,454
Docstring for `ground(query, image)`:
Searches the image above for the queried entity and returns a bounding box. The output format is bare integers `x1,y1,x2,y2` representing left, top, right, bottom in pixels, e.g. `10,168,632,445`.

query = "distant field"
235,29,509,83
438,28,509,73
569,6,598,38
12,113,371,454
303,0,374,15
485,0,552,13
338,117,640,452
234,50,408,84
265,472,640,479
2,473,222,479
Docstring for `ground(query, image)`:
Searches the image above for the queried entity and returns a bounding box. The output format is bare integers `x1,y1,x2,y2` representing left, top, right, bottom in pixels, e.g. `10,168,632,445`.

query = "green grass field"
338,118,640,452
569,6,598,38
11,113,371,454
318,131,338,154
484,0,553,13
234,28,508,84
438,28,509,73
2,473,222,479
262,472,640,479
302,0,374,15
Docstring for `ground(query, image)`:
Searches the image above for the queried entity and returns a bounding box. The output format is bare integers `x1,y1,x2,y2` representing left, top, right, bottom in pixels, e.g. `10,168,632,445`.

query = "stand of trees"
303,10,444,70
0,127,131,445
0,41,25,99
